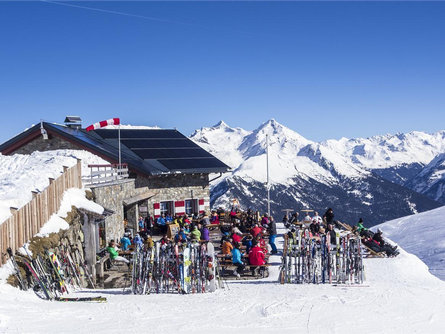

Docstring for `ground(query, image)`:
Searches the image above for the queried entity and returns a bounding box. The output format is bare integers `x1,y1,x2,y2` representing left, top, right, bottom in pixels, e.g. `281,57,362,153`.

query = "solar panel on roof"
95,129,185,139
134,148,213,160
158,158,228,170
121,139,197,149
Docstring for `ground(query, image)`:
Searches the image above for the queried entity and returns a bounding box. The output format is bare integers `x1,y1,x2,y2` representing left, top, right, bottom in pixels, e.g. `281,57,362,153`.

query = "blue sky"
0,1,444,143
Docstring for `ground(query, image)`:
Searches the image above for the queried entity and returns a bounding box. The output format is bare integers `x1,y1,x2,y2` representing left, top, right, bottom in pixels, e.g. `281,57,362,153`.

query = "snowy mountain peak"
213,120,229,128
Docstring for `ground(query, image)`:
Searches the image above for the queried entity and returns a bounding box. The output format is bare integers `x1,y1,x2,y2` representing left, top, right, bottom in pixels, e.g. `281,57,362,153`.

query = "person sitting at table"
232,242,245,278
106,240,130,265
222,236,233,255
174,228,188,244
251,224,262,238
190,224,201,242
120,233,131,251
210,211,220,225
248,240,266,266
201,223,210,242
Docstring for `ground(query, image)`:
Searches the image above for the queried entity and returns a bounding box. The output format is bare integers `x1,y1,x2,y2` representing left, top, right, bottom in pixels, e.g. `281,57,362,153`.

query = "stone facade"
136,174,211,216
89,179,138,242
14,134,80,154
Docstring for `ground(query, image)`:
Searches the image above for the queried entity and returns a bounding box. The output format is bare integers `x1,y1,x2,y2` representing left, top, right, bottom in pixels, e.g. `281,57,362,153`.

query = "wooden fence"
0,160,82,265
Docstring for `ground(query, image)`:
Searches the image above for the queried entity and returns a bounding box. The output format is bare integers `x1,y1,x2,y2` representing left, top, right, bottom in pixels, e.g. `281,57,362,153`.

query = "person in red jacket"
248,241,266,266
251,224,262,238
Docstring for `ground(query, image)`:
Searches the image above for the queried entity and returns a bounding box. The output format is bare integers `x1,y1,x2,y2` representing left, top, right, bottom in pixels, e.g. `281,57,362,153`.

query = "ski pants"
114,256,130,264
269,234,278,253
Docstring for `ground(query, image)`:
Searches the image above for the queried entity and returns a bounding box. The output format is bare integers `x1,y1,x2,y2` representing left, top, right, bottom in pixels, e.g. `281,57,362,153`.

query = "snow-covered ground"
0,150,108,224
375,205,445,281
1,224,445,334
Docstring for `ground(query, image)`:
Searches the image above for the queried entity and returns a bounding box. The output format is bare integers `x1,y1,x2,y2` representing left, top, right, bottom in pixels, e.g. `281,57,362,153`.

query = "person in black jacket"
373,229,398,252
323,208,334,226
268,216,278,254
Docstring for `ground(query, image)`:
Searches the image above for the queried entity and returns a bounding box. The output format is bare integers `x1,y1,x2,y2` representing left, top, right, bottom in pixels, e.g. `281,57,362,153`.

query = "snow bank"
374,205,445,280
36,188,104,237
0,150,108,224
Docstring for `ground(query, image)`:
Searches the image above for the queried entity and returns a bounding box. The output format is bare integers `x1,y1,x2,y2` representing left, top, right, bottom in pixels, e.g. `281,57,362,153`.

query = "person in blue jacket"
156,214,168,234
120,234,131,251
232,242,245,278
133,233,144,248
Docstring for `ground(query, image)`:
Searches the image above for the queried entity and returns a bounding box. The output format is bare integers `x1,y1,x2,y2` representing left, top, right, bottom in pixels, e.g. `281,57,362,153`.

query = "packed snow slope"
0,150,108,225
375,205,445,281
191,120,442,226
1,224,445,333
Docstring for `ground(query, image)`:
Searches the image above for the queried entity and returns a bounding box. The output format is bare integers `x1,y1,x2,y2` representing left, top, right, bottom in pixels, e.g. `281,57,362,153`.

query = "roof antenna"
40,120,48,140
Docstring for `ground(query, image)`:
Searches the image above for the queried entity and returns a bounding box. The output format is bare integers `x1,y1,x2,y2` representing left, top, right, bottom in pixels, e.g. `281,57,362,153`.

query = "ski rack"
130,241,218,295
280,227,365,285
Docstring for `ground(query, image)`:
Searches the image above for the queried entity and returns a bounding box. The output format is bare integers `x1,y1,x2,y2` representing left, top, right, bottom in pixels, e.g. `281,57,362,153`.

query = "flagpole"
266,134,270,216
118,122,122,178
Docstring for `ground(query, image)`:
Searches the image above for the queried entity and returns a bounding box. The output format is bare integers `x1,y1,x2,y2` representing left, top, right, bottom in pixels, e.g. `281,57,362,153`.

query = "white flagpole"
266,134,270,216
118,122,122,178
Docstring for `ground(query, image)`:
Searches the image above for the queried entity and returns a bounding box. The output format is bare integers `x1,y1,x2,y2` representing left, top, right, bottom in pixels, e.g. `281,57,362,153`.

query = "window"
185,199,198,215
160,201,173,216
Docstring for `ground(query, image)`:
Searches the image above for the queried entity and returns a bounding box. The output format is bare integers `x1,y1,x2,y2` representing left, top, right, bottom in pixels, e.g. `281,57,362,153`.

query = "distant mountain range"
191,120,445,227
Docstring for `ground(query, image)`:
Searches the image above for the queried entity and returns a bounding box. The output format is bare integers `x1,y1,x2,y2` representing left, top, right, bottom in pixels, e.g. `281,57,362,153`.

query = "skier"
248,241,266,266
231,242,245,278
222,237,234,255
174,228,188,244
200,223,210,242
106,240,130,264
120,233,131,251
268,216,278,254
326,223,337,246
323,208,334,226
210,211,220,225
156,214,167,234
310,213,321,235
190,225,201,242
373,229,398,252
251,224,262,238
357,218,373,238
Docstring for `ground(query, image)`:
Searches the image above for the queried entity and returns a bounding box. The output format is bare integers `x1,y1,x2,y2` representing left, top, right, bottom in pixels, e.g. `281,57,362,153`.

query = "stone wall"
136,174,211,215
89,180,135,242
13,134,80,154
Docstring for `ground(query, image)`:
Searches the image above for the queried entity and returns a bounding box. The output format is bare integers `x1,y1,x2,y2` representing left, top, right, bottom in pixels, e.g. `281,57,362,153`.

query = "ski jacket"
106,246,119,259
357,222,367,232
310,222,320,235
323,210,334,224
232,248,243,264
201,227,210,241
269,221,277,235
210,215,220,224
261,217,269,226
251,226,262,238
157,217,166,226
232,233,242,244
222,241,233,255
133,235,144,247
249,246,266,265
373,233,385,246
120,237,131,251
174,231,187,243
191,228,201,241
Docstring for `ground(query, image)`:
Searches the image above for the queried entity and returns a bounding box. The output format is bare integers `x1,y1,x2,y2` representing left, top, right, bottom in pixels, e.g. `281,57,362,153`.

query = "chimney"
64,116,82,129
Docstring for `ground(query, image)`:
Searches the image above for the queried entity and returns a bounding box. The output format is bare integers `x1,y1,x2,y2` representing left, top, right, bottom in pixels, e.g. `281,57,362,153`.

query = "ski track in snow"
1,224,445,333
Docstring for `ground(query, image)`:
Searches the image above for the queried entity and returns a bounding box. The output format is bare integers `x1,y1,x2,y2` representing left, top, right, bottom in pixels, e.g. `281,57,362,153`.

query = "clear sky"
1,1,444,144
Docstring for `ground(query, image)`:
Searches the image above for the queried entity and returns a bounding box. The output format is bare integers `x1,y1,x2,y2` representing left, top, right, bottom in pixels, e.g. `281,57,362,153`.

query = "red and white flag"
86,118,120,131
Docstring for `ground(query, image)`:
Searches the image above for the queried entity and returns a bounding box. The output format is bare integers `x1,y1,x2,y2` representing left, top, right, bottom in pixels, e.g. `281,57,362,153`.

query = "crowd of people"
283,208,399,257
220,208,276,278
107,205,398,273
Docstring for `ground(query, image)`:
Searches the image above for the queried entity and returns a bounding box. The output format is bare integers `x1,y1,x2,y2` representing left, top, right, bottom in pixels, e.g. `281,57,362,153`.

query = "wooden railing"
0,160,82,265
82,163,129,186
